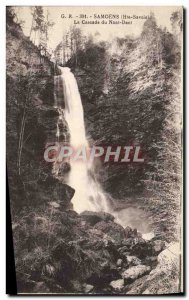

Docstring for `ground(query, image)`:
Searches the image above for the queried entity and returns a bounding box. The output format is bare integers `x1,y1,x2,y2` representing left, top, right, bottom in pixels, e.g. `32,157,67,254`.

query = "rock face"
6,16,72,211
157,242,180,267
6,17,52,79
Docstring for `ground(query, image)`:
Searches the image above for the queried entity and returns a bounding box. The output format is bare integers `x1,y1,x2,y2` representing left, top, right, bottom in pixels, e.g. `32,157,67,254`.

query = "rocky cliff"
6,14,73,211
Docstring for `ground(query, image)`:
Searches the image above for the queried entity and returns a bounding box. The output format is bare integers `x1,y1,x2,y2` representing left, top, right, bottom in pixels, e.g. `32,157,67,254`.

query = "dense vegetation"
65,13,182,240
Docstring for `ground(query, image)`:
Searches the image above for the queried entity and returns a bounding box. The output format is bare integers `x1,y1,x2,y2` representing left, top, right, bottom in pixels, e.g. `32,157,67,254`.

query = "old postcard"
6,6,184,295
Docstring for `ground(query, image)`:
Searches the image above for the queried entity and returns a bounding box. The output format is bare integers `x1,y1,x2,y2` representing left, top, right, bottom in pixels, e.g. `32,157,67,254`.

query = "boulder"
126,243,181,294
131,238,153,258
142,232,155,241
110,279,124,291
118,245,131,256
122,238,134,248
125,226,138,238
80,211,114,226
116,258,123,267
83,284,94,293
122,265,151,283
94,221,125,243
126,256,142,266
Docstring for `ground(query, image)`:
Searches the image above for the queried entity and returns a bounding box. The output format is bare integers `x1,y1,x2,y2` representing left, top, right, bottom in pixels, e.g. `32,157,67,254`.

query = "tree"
40,10,55,56
30,6,45,45
69,26,84,66
30,7,54,56
170,10,183,43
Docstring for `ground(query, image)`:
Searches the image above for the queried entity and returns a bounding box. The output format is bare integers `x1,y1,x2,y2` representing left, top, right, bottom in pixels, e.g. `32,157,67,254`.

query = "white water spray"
55,67,108,213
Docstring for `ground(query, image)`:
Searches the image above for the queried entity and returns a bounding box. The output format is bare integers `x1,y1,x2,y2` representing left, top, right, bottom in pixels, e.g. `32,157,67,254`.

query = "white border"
1,0,188,299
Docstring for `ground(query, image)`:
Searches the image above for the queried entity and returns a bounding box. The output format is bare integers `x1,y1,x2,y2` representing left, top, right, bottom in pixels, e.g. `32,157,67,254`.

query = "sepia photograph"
6,5,183,295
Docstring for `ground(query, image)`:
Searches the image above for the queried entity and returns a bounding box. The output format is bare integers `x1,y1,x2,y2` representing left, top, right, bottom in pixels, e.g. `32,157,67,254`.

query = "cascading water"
54,67,108,213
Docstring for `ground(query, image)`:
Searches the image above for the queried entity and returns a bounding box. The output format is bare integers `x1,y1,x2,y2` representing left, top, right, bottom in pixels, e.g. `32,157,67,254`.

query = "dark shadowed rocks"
13,203,176,294
80,210,114,226
24,176,75,209
125,226,139,238
94,220,126,243
130,237,153,258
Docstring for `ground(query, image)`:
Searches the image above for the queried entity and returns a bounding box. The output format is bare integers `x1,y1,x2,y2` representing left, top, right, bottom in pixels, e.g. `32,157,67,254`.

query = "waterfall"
54,67,109,213
53,67,153,238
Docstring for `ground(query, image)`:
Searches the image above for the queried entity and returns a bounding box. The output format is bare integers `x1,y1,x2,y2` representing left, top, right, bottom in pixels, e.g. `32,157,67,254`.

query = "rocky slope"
13,206,180,294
